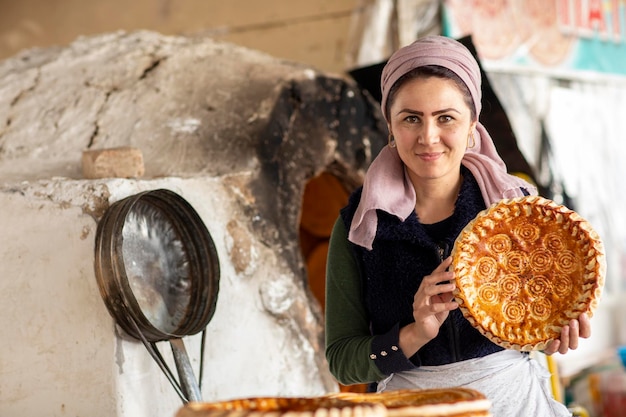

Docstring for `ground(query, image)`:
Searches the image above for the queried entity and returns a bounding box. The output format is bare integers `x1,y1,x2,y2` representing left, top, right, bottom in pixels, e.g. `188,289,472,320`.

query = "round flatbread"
331,388,492,417
175,396,387,417
451,196,605,351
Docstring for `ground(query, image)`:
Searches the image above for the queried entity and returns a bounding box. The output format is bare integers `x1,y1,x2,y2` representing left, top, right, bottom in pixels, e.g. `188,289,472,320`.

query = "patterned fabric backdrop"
443,0,626,79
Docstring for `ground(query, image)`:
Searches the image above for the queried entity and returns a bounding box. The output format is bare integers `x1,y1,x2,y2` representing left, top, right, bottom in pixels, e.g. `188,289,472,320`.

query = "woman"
324,36,589,416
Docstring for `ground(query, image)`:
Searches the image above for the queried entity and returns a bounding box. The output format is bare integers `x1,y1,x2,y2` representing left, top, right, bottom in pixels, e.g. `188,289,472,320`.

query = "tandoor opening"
299,171,368,393
299,172,349,311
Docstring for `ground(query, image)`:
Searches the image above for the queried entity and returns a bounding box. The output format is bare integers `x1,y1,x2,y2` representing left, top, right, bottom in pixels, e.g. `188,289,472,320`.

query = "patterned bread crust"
329,388,492,417
176,396,387,417
451,196,606,351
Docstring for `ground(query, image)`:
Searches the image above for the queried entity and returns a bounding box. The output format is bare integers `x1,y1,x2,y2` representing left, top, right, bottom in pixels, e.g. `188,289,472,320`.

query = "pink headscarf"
348,35,537,250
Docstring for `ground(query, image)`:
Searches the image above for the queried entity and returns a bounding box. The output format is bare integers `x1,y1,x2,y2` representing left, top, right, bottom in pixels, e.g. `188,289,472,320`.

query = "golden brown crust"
328,388,491,417
451,196,605,351
176,388,492,417
175,396,387,417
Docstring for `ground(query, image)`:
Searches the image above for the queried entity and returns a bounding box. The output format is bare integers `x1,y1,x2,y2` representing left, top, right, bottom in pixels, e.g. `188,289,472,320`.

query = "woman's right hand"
399,256,459,357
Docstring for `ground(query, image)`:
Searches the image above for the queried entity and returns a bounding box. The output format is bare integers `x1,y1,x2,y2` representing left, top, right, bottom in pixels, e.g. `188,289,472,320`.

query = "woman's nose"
417,121,439,144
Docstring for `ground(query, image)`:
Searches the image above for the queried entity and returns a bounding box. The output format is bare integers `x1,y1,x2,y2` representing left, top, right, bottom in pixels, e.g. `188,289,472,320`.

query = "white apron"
377,350,571,417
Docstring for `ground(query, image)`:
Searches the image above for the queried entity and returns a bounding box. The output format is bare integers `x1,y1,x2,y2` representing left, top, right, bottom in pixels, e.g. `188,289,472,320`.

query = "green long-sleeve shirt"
325,217,415,385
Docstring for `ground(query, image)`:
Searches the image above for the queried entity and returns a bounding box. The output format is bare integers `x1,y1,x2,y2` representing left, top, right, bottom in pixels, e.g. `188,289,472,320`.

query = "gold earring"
467,132,475,149
388,134,396,148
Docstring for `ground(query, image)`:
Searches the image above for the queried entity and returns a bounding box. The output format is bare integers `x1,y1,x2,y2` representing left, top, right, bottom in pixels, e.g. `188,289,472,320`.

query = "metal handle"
170,338,202,402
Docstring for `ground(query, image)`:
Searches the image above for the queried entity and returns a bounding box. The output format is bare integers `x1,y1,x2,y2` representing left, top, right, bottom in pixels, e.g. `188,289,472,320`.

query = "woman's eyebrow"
395,108,423,116
433,108,461,115
395,107,461,116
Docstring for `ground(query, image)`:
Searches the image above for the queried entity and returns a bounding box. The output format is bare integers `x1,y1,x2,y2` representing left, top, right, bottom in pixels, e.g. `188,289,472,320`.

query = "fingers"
548,315,591,355
543,339,560,356
415,282,457,310
424,298,458,314
421,273,456,303
579,313,592,338
412,256,459,324
559,324,572,354
568,320,580,350
423,278,455,296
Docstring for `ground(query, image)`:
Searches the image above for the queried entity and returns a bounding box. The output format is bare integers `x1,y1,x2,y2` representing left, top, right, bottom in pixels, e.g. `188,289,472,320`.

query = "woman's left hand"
543,313,591,355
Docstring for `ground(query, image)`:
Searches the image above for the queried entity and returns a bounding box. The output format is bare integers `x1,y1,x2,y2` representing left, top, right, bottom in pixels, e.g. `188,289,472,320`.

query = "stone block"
81,146,145,179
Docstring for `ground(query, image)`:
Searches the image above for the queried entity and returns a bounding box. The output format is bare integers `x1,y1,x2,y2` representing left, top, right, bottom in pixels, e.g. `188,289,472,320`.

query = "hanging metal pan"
94,188,220,402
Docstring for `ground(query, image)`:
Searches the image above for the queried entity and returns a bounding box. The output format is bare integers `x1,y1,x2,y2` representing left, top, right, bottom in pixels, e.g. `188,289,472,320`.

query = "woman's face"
387,76,476,187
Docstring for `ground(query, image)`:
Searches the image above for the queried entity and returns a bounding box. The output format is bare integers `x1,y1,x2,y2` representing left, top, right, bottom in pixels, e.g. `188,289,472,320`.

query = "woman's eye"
439,115,453,123
404,115,419,123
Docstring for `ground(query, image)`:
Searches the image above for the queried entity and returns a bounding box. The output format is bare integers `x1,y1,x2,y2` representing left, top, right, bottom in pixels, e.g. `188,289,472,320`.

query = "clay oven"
0,31,386,416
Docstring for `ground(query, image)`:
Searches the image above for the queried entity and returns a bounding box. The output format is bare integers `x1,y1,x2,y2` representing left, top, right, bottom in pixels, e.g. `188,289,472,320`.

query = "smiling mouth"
418,152,442,161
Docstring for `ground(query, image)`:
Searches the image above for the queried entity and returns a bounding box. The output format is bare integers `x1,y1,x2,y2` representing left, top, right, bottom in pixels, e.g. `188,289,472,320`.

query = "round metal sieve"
94,189,220,403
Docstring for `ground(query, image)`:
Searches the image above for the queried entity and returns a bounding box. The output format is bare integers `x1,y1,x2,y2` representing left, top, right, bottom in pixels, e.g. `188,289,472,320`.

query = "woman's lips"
417,152,443,161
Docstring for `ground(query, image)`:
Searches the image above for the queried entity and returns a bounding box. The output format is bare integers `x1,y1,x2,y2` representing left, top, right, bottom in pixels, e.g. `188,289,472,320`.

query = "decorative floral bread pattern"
452,196,606,351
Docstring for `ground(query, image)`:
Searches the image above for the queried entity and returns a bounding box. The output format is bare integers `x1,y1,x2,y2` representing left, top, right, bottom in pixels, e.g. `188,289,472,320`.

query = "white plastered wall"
0,176,334,417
